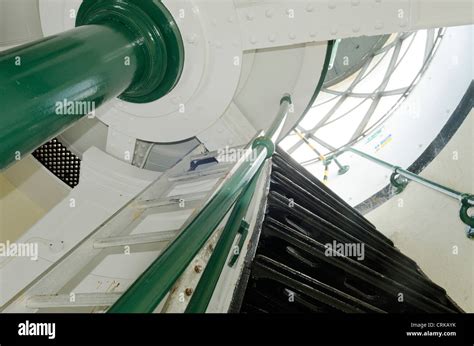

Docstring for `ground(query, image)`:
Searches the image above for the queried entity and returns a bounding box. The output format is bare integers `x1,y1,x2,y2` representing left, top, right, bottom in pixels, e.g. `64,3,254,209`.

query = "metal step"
235,149,464,313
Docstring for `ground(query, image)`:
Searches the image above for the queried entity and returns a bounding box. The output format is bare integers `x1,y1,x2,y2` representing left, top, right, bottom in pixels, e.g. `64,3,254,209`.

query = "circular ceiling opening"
280,28,445,167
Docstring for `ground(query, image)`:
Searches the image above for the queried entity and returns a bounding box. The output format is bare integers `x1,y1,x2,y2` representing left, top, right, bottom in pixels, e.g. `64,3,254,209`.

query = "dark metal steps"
235,149,463,313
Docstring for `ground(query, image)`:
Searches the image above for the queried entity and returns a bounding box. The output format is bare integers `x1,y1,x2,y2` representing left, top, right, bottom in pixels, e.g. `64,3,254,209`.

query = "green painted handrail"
185,169,261,313
345,147,474,231
108,95,291,313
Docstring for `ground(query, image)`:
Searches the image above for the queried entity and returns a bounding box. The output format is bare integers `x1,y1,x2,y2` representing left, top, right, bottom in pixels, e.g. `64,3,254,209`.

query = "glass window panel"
365,95,402,130
386,33,426,90
327,96,368,123
299,96,341,130
307,138,331,156
291,142,319,163
352,49,394,93
315,99,372,149
279,132,301,151
313,91,338,107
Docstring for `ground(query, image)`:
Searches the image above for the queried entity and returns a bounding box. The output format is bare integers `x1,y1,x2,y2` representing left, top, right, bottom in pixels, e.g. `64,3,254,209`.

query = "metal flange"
460,194,474,229
390,171,408,194
76,0,184,103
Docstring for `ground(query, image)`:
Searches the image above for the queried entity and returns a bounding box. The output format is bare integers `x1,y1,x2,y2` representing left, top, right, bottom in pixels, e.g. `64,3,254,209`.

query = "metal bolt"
194,265,203,273
185,288,193,296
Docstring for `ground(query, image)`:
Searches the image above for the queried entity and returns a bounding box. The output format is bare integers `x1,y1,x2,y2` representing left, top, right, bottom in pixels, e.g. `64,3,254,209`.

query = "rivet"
185,288,193,296
265,9,274,18
288,33,296,40
351,0,360,6
186,34,197,44
306,4,315,12
268,33,277,42
246,12,254,21
194,265,203,273
250,36,258,44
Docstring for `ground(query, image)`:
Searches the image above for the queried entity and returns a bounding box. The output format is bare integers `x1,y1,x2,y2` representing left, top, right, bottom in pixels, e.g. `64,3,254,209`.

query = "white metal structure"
0,0,472,313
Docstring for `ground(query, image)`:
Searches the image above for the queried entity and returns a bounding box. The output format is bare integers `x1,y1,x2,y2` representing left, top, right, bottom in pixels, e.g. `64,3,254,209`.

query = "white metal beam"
235,0,473,51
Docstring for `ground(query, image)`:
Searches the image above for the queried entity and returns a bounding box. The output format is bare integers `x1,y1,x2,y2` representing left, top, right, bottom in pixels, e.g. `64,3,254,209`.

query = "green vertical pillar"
0,0,184,170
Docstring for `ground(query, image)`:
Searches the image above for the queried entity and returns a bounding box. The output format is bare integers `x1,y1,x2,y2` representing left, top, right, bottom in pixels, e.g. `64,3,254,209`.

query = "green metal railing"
185,168,261,313
108,95,292,313
342,147,474,233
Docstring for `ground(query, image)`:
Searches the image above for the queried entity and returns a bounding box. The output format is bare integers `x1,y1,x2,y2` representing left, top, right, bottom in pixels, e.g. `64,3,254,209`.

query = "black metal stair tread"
235,148,463,313
259,219,458,313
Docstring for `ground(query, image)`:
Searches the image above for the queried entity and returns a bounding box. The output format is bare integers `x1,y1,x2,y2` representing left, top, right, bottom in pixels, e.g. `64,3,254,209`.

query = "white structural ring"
39,0,244,143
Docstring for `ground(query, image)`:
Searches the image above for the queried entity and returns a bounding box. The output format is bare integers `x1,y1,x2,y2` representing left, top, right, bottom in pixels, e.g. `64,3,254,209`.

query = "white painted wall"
0,0,43,47
0,157,69,243
366,112,473,312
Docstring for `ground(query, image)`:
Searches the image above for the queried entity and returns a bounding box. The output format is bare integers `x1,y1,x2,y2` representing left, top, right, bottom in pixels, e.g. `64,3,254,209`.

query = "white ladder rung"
135,192,208,210
93,230,178,249
26,292,122,309
168,165,231,182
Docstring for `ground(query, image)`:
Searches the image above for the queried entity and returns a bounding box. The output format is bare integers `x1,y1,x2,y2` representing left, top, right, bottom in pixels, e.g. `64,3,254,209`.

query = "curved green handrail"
108,95,291,313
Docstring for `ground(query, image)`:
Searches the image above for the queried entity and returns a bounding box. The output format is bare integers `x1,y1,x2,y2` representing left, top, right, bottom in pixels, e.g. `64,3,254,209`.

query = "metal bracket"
390,171,408,194
459,194,474,231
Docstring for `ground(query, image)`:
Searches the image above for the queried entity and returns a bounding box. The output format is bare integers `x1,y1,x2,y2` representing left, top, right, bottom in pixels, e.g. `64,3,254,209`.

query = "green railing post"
108,94,291,313
0,0,184,170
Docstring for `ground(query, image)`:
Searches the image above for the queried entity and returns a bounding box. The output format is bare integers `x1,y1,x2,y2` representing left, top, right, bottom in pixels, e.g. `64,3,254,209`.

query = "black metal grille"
32,138,81,188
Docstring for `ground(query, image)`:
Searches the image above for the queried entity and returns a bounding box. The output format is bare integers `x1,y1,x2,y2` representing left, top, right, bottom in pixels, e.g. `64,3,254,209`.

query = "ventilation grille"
32,138,81,188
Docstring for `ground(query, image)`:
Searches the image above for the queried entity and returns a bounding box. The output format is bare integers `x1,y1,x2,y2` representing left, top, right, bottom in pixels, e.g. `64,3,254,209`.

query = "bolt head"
194,265,203,273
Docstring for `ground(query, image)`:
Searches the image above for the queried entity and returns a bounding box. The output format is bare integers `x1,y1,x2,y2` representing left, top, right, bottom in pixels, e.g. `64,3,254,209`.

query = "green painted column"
0,0,184,170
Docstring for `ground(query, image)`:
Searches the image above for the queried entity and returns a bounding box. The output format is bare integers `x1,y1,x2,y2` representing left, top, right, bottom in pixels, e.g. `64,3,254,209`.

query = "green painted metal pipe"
0,0,184,171
347,147,473,204
108,95,291,313
185,168,262,313
0,24,142,170
345,147,474,230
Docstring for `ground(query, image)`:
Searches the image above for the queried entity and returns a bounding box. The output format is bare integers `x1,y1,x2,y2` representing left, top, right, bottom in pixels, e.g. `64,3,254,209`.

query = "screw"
185,288,193,296
194,265,203,273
